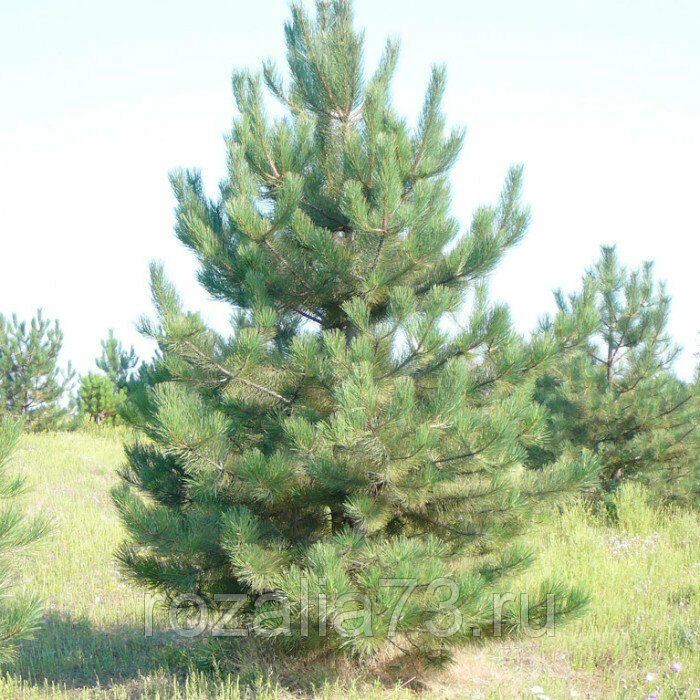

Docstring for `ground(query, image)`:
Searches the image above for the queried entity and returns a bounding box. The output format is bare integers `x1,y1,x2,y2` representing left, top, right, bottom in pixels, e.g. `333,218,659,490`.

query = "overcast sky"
1,0,698,378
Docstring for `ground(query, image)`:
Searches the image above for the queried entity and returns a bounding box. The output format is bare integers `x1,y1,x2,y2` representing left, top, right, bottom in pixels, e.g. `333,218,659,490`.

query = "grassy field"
1,430,698,698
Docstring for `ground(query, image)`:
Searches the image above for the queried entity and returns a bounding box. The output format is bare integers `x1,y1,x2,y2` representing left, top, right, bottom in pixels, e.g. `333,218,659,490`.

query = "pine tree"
0,310,75,430
532,246,699,504
96,329,139,391
78,373,123,425
0,417,46,661
114,0,598,665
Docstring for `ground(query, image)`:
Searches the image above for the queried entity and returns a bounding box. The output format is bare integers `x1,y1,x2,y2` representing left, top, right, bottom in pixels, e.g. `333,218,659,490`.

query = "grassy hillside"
1,431,697,698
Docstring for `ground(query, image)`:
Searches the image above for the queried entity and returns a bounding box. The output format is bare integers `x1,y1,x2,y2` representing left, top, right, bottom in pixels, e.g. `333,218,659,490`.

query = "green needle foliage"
114,0,599,665
78,373,123,425
0,417,46,662
532,246,699,505
0,310,75,430
97,329,139,392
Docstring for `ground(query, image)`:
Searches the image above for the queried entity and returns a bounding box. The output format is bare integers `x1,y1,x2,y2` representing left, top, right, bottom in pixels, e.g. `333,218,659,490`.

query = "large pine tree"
114,0,598,664
0,417,45,661
531,246,699,504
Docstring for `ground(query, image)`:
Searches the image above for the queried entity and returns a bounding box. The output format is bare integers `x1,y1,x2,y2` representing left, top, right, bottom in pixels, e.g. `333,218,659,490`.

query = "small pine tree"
114,0,598,665
0,310,75,430
0,417,46,661
78,373,123,425
96,329,139,391
532,246,699,503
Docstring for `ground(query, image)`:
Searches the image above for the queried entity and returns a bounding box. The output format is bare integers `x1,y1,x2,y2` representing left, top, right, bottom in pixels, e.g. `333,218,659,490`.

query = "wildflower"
671,662,682,673
646,673,656,682
530,687,545,695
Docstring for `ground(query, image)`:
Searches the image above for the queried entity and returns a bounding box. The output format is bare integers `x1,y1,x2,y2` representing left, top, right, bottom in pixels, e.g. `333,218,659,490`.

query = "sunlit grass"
1,431,697,698
436,485,699,698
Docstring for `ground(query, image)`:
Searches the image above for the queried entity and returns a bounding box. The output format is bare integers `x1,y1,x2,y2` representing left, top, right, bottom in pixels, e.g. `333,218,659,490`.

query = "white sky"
1,0,698,378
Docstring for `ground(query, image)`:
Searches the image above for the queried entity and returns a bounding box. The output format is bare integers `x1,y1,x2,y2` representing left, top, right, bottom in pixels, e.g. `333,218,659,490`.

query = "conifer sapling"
79,373,123,425
114,0,599,665
532,246,699,504
0,417,46,661
97,329,139,392
0,310,74,430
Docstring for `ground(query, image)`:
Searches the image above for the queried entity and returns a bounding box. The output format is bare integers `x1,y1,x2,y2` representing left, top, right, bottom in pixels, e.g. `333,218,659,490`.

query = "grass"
1,430,698,698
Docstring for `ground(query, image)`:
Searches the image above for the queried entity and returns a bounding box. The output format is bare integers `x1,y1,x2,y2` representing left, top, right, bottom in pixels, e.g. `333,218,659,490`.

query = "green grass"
1,430,698,698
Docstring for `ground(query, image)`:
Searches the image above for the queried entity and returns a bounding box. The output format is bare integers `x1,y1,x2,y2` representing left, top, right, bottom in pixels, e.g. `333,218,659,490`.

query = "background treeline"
0,320,140,429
